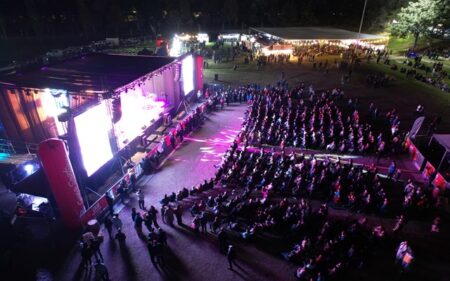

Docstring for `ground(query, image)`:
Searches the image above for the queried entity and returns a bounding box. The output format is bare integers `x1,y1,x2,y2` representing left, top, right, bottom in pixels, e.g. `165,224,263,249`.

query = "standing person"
117,179,127,203
134,212,144,237
112,214,123,232
227,245,236,270
91,237,104,262
144,212,154,233
129,170,137,191
81,242,93,269
94,260,110,281
149,206,159,227
200,212,208,233
131,208,138,222
160,205,166,224
388,161,396,179
376,141,385,165
105,193,115,216
137,189,145,210
192,215,200,233
147,240,157,265
103,216,113,239
165,205,174,226
218,228,228,253
154,241,165,266
175,205,183,225
115,229,126,249
157,227,167,247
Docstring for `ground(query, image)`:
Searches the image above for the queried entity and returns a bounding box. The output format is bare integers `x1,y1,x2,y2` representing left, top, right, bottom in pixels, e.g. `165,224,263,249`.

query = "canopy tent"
261,43,293,56
249,27,389,49
250,27,386,41
429,134,450,171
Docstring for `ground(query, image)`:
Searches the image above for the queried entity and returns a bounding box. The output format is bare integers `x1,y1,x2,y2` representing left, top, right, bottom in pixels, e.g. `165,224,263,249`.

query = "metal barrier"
0,139,38,155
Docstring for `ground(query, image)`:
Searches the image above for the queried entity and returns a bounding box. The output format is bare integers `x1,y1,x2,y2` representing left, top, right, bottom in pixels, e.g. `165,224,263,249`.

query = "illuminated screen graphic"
182,55,194,95
74,102,113,176
114,88,165,149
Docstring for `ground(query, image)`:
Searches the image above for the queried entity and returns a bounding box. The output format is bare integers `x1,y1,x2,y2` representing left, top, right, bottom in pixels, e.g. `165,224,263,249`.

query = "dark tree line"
0,0,407,39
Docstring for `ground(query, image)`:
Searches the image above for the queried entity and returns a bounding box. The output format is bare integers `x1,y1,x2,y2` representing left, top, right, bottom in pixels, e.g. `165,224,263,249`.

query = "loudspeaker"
112,97,122,123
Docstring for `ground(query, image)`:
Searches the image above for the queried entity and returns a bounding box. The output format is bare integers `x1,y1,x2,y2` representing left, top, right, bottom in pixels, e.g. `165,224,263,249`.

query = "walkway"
57,104,299,281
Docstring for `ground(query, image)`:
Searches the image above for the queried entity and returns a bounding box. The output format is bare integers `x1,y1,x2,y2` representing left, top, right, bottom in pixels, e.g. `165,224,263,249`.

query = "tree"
223,0,239,28
391,0,450,49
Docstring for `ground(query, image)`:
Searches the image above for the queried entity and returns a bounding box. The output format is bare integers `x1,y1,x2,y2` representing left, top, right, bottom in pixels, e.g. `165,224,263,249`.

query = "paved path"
57,104,298,281
56,103,450,281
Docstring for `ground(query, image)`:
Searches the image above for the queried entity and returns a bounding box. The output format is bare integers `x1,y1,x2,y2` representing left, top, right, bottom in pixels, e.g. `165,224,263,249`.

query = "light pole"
357,0,368,45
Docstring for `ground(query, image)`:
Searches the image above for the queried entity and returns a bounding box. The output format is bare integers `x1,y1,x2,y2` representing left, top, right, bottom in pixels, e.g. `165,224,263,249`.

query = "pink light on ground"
183,128,240,163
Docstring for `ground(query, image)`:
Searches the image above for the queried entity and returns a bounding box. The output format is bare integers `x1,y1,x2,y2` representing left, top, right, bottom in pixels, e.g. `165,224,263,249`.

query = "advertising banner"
38,139,86,229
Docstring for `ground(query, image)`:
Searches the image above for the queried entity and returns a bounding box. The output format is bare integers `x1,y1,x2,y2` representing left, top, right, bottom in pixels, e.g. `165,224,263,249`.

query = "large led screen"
74,102,113,176
114,88,165,149
182,55,194,95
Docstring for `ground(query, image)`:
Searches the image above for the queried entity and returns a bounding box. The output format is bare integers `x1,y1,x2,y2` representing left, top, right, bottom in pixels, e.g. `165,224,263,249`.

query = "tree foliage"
391,0,450,45
2,0,446,39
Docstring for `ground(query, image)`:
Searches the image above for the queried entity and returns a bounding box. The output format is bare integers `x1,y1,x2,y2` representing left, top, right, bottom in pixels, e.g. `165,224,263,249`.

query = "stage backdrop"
0,87,95,145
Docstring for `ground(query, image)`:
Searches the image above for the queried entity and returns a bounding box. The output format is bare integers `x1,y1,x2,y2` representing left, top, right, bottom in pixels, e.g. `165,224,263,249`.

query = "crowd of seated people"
365,73,392,88
290,218,383,280
216,147,437,219
241,85,402,154
174,143,438,278
154,84,441,279
166,156,386,280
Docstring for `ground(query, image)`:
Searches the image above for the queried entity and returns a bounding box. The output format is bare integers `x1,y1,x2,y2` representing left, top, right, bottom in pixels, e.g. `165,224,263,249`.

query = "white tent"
429,134,450,170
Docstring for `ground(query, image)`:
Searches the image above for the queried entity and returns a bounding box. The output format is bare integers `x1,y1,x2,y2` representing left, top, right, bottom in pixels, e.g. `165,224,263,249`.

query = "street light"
357,0,368,45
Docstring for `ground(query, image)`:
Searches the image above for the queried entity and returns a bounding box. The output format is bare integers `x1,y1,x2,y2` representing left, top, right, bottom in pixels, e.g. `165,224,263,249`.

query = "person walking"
227,245,236,270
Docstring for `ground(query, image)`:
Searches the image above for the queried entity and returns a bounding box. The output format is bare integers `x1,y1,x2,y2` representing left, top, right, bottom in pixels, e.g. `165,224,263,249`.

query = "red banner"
433,173,448,190
38,139,85,229
80,196,108,225
422,161,436,180
196,55,204,91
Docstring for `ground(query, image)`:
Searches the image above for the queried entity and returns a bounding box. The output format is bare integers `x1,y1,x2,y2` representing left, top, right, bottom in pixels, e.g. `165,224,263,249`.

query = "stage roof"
0,54,176,93
250,27,386,41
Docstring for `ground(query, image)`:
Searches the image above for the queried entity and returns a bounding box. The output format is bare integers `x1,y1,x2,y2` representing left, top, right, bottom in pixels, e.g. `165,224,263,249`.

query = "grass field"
202,54,450,133
107,41,156,55
387,36,449,54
